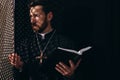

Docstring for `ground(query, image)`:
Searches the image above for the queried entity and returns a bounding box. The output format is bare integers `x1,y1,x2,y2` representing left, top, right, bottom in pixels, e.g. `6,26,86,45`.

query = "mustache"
31,23,37,26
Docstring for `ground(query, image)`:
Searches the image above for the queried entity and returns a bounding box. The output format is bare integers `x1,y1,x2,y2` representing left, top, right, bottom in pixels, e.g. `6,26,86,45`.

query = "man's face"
30,5,48,32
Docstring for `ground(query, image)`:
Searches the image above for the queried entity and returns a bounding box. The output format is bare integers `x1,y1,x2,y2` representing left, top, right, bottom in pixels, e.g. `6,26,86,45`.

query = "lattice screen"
0,0,14,80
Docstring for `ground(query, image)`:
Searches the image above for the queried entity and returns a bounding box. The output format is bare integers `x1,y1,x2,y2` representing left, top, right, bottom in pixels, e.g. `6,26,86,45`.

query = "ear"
47,12,53,21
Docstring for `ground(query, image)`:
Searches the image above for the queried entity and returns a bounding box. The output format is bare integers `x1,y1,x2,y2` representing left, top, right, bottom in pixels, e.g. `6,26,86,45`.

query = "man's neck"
40,28,53,35
42,28,53,34
40,29,53,39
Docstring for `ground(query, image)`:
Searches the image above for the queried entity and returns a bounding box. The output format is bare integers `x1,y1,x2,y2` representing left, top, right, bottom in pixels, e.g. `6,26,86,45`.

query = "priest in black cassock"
8,0,82,80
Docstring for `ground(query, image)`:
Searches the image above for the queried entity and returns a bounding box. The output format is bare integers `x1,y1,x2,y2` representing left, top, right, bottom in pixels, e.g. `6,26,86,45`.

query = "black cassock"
13,29,81,80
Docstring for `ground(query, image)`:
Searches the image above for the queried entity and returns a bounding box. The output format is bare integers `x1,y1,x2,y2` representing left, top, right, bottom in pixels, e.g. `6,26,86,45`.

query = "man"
9,0,81,80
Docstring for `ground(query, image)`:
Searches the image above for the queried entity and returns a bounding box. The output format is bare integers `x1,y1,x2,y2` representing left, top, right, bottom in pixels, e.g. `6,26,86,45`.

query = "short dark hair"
29,0,54,14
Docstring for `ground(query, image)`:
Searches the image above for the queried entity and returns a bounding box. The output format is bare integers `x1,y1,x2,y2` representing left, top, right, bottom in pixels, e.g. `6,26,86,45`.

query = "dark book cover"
44,46,92,69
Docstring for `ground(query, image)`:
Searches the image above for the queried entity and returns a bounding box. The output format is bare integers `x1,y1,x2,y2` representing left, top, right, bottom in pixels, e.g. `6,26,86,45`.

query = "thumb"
75,59,81,69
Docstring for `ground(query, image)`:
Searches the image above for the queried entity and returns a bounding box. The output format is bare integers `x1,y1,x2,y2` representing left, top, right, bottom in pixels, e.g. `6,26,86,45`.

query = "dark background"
15,0,119,80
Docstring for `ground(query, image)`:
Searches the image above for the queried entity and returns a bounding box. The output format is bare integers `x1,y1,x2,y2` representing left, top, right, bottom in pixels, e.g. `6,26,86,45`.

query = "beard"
32,18,48,33
37,20,48,33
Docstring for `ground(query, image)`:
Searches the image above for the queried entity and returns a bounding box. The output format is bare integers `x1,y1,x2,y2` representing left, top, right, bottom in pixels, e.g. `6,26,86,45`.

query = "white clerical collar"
38,29,53,39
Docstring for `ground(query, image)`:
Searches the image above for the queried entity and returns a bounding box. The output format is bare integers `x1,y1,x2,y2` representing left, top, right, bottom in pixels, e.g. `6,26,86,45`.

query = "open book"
57,46,92,55
41,46,92,74
44,46,92,67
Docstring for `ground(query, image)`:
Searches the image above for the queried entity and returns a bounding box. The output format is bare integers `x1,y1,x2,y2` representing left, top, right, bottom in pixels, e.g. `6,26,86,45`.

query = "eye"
34,14,38,17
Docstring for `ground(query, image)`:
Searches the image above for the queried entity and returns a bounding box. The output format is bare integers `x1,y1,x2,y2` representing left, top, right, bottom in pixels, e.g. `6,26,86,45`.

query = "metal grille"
0,0,14,80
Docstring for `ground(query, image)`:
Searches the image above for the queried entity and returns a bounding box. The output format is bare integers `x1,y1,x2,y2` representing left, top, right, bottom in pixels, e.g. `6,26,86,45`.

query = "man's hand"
8,53,23,69
55,59,81,78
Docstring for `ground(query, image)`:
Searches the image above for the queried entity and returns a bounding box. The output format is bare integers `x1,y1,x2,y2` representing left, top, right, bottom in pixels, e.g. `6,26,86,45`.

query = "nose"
31,17,36,23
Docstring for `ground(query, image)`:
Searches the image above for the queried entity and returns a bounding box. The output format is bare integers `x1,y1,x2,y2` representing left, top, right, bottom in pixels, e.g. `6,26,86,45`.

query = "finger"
9,58,16,66
10,61,16,66
8,57,13,65
14,54,19,65
9,53,15,64
17,56,21,61
75,59,81,68
69,60,75,69
55,65,64,75
59,62,70,71
8,53,18,66
8,54,11,58
56,63,66,73
57,62,71,74
16,54,21,63
8,56,13,62
13,54,16,63
55,64,69,76
17,55,21,65
8,54,12,60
